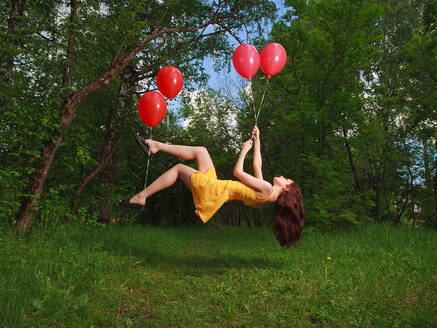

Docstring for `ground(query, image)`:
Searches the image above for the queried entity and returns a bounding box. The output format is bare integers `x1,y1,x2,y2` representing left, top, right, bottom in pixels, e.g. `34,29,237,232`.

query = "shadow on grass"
57,224,286,275
103,236,284,274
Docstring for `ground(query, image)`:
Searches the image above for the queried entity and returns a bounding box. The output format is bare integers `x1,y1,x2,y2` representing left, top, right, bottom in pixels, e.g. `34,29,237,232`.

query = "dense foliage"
0,0,435,228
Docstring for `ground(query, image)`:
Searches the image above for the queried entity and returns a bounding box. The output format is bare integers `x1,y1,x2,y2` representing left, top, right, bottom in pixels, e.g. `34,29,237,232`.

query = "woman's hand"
242,140,253,152
252,126,260,141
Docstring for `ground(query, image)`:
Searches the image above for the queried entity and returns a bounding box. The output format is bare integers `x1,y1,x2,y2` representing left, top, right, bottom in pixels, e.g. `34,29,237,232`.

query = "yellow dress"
190,166,274,223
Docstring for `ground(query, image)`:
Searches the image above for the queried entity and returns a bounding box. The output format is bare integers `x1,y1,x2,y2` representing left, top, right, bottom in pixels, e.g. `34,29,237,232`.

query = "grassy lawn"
1,222,436,327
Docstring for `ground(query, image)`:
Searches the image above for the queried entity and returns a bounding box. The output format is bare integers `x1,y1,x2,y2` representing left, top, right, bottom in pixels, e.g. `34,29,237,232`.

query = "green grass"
1,222,436,327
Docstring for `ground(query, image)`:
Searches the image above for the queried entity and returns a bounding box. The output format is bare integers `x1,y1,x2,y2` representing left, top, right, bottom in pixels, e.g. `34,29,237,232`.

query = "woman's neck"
268,185,282,203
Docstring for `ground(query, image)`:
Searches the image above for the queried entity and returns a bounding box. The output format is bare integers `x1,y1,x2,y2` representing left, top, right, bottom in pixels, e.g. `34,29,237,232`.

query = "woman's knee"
174,163,195,188
196,146,211,159
175,163,195,175
194,146,213,172
196,146,208,155
174,163,186,171
173,163,187,180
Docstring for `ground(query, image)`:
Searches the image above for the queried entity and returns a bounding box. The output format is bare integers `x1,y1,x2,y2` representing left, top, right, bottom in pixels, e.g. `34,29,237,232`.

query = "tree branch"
216,22,243,44
151,0,178,35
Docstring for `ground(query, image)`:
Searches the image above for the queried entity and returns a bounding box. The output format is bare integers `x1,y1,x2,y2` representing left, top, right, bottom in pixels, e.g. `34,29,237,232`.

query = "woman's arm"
233,140,272,196
252,126,263,180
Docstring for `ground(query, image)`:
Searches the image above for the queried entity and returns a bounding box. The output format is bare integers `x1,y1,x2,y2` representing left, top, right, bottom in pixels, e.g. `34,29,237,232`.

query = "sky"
202,0,288,91
166,0,289,126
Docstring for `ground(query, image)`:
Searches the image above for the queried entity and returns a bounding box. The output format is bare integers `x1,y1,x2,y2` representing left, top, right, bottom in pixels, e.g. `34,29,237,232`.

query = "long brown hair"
274,182,305,248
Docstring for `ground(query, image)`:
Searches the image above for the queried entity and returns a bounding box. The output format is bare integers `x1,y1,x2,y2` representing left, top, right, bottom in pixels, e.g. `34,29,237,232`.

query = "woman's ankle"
146,139,159,154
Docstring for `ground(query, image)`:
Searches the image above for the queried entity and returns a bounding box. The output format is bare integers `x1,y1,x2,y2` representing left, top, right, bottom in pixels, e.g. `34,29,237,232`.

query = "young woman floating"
120,126,305,247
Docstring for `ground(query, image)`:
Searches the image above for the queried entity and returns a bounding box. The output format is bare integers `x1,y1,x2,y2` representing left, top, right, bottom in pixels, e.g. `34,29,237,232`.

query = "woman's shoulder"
256,181,273,199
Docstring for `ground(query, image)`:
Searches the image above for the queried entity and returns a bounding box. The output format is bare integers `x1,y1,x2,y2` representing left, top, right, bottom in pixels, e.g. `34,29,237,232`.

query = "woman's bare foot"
129,194,146,206
145,139,159,154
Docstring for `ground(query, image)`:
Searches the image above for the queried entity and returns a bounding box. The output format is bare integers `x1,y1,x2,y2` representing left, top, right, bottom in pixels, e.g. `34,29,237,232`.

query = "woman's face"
273,176,293,188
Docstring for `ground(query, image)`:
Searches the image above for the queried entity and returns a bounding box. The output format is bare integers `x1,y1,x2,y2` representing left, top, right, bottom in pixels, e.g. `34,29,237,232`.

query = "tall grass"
1,222,436,327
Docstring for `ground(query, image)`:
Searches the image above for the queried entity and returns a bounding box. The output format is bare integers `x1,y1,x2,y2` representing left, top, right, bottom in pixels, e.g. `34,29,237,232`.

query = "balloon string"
144,127,152,190
166,99,170,140
255,77,270,126
249,78,257,124
167,112,169,138
247,78,257,140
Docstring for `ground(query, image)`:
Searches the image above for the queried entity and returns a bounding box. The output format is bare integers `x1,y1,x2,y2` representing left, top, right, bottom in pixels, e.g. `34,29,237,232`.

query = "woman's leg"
146,140,213,173
128,164,196,205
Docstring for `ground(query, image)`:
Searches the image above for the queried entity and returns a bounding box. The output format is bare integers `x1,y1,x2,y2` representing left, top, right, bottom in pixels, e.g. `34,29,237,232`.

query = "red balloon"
156,66,183,99
138,91,167,127
232,44,260,80
260,43,287,78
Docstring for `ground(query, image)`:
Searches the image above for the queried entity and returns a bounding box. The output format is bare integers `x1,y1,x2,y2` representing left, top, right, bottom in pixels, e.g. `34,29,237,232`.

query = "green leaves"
1,0,434,227
242,0,437,226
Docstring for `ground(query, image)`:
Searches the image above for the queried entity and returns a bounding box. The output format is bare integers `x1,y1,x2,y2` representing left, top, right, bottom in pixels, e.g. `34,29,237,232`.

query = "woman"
120,126,305,247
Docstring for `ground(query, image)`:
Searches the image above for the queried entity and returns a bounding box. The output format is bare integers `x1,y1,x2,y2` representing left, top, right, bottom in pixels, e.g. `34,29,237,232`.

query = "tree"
3,0,276,230
248,0,384,225
373,0,436,224
401,0,437,225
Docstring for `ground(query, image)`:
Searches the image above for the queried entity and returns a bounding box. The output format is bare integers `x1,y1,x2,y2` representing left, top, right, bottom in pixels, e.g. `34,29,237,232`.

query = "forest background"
1,0,436,231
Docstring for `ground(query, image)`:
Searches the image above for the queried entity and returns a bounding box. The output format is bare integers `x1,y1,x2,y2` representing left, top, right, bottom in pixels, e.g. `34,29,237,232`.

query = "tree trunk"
98,149,119,223
321,125,329,156
253,209,261,227
342,127,360,191
243,207,252,228
68,81,130,220
16,100,74,229
71,133,122,209
411,189,415,223
423,139,431,189
395,164,414,224
15,0,78,230
342,126,364,221
98,80,132,223
15,6,223,230
310,108,333,196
